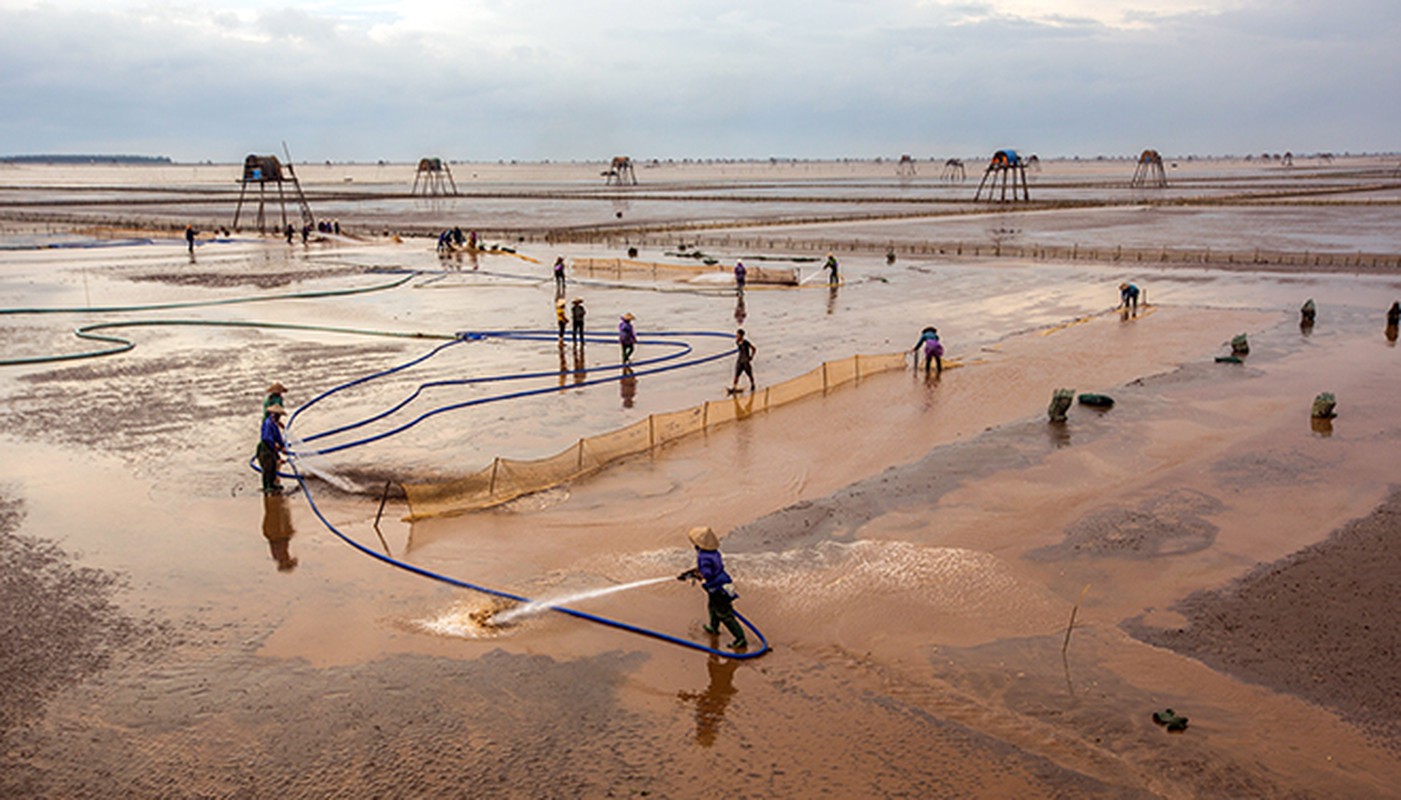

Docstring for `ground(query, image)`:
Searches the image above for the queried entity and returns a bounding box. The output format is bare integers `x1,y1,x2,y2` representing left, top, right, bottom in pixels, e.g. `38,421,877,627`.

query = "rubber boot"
723,617,747,650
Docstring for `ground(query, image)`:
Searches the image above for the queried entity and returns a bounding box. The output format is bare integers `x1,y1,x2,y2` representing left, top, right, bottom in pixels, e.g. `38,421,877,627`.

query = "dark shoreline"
1125,488,1401,746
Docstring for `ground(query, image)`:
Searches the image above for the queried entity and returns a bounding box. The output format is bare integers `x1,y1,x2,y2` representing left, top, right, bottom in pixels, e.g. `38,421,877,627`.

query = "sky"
0,0,1397,162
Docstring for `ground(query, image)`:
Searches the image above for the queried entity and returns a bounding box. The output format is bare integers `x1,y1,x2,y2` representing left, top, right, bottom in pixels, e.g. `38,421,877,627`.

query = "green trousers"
707,592,746,644
256,442,281,494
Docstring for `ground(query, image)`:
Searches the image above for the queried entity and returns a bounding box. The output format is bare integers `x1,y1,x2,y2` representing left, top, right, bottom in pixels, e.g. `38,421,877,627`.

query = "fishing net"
403,352,907,519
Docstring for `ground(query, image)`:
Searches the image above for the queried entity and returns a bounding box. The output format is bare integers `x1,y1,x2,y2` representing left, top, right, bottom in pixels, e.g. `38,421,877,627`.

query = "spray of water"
492,575,673,625
285,434,360,493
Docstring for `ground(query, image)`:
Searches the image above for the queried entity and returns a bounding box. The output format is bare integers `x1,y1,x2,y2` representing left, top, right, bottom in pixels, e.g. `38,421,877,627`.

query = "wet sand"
1127,489,1401,744
3,161,1401,798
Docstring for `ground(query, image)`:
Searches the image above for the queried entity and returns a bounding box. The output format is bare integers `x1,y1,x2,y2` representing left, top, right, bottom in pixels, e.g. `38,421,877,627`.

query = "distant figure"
618,313,637,364
555,298,568,341
553,256,567,295
184,224,197,254
284,223,295,244
911,326,943,374
733,261,747,292
729,329,756,394
452,227,465,247
257,404,287,495
1119,282,1141,314
300,224,310,245
824,253,840,285
1388,301,1400,326
571,298,587,346
677,526,747,651
468,230,478,249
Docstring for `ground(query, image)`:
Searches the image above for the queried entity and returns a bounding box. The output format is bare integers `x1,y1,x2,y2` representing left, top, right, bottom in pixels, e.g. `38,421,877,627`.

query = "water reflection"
620,366,637,408
676,655,740,747
826,284,839,316
1386,323,1397,346
1310,417,1334,438
1047,420,1072,448
261,493,298,571
557,342,568,388
572,345,587,386
733,293,747,325
1299,319,1315,337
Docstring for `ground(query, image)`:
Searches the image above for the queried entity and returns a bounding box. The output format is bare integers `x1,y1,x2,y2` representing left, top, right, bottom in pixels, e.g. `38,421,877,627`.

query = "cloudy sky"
1,0,1396,161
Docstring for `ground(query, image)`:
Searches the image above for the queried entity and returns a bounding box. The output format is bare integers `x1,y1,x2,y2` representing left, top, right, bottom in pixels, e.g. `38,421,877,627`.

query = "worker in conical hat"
677,526,747,650
618,312,637,364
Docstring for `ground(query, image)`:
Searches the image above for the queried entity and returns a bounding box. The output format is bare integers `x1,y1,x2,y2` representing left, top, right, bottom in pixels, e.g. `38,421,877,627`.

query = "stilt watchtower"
232,154,314,233
973,149,1030,202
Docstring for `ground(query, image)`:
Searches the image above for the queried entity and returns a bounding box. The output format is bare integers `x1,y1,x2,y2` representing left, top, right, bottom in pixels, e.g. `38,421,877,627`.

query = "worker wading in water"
678,526,747,650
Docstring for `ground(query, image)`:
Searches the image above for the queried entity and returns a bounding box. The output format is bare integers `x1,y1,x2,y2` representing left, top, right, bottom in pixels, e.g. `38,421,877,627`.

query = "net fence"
403,351,908,519
571,257,798,285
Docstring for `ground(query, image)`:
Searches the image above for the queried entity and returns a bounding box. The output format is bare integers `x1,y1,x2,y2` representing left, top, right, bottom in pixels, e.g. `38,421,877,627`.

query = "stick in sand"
1062,584,1090,656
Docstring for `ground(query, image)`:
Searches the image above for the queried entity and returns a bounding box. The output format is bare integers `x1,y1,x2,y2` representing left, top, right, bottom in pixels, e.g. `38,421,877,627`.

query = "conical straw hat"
687,526,720,549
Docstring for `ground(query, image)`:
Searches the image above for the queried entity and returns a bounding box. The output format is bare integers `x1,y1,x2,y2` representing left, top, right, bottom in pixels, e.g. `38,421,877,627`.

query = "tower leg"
233,181,249,229
975,169,992,200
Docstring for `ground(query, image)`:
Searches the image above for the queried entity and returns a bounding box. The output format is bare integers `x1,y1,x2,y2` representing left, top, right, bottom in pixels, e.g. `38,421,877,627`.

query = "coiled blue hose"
281,327,772,659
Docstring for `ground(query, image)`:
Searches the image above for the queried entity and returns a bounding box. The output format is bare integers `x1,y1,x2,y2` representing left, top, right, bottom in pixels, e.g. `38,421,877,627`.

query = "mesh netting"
572,257,797,285
404,351,908,519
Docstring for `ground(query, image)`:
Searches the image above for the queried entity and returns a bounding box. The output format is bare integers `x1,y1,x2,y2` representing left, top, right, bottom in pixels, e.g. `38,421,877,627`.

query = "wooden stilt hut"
412,157,458,196
1130,149,1168,188
974,149,1030,202
232,154,314,233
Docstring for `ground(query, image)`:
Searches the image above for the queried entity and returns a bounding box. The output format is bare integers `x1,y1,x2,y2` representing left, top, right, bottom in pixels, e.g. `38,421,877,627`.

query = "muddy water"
4,222,1401,796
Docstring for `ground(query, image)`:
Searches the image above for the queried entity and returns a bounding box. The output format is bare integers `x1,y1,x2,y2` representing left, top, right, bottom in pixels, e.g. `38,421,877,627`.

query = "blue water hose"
290,464,770,659
0,258,770,658
292,330,735,455
277,327,771,659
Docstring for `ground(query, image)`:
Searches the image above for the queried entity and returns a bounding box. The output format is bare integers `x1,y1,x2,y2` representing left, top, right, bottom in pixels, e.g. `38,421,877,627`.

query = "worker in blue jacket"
678,526,747,650
257,404,287,495
1119,282,1141,313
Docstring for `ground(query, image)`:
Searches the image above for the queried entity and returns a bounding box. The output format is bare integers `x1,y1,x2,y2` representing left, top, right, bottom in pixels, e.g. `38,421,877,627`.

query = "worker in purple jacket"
618,312,637,364
911,326,943,374
677,526,747,650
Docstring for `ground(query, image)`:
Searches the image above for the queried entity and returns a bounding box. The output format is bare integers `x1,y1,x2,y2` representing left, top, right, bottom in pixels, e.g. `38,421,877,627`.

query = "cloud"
0,0,1396,160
